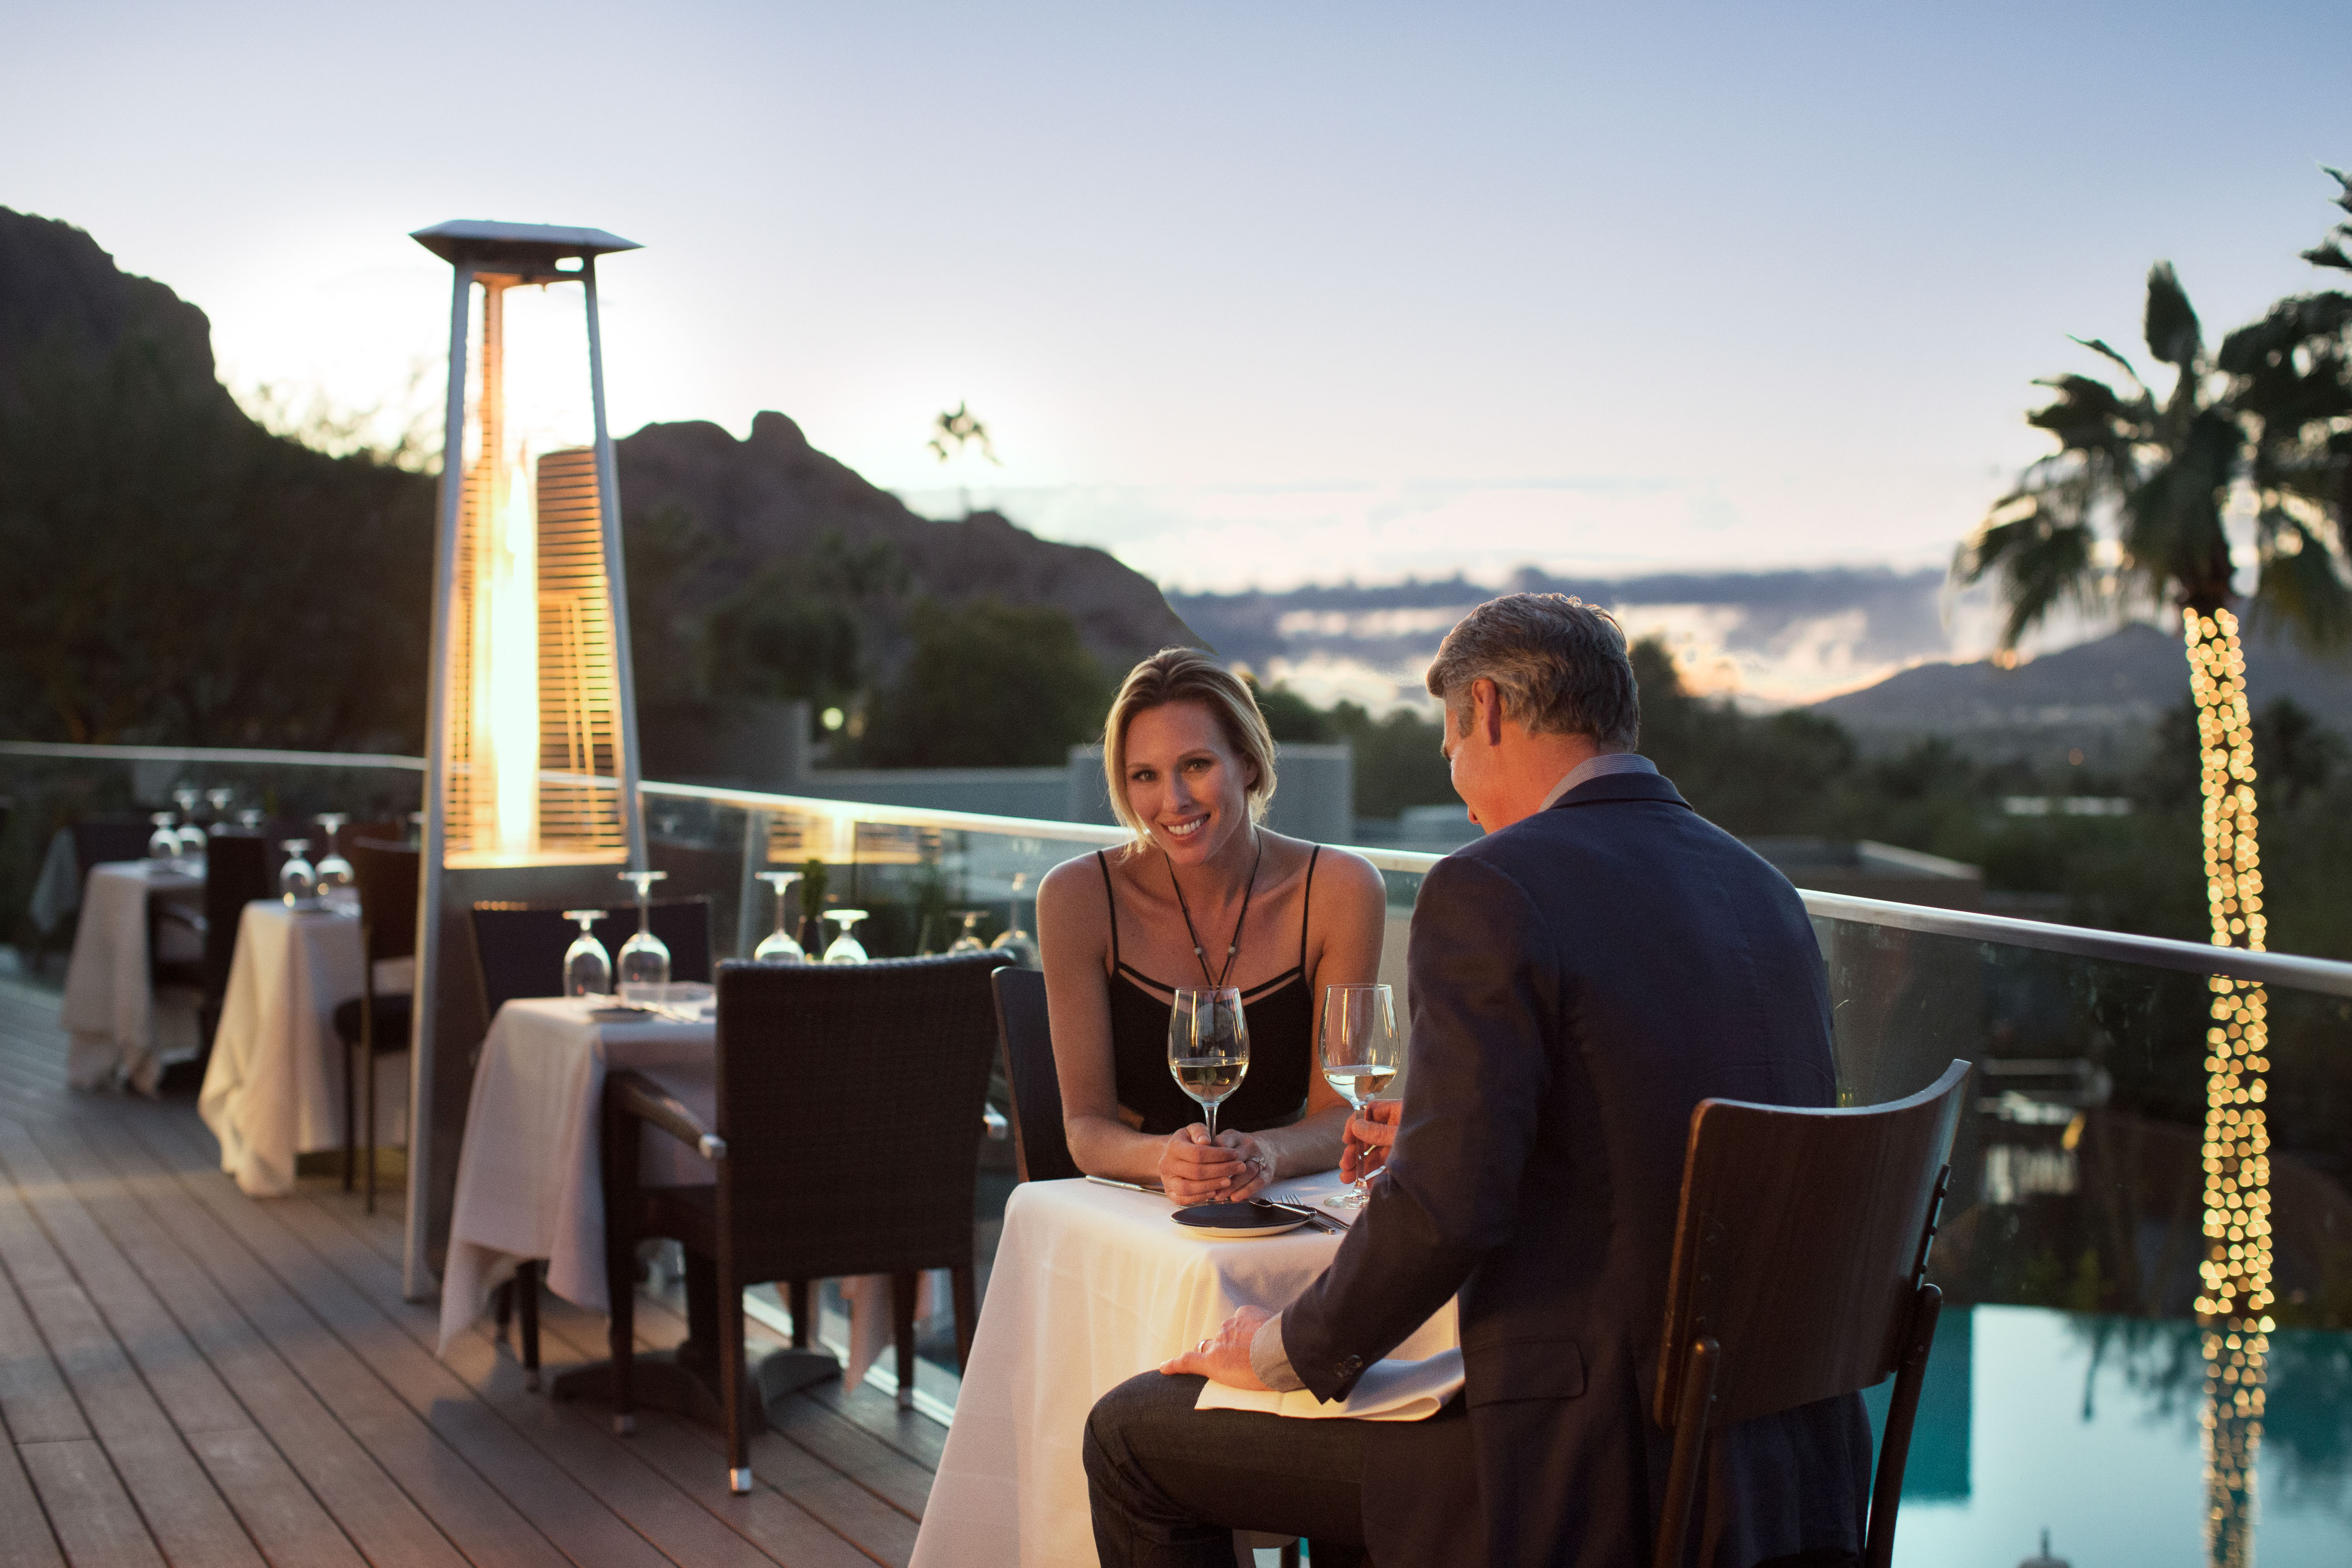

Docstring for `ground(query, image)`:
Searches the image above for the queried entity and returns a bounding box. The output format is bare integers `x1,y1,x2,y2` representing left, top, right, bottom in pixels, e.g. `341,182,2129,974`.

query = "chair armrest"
608,1068,725,1162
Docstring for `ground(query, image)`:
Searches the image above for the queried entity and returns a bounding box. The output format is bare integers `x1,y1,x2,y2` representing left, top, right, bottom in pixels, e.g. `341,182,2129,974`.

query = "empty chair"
197,833,274,1049
604,950,1012,1491
470,898,714,1019
1651,1058,1971,1568
333,839,419,1212
991,965,1079,1183
70,818,154,883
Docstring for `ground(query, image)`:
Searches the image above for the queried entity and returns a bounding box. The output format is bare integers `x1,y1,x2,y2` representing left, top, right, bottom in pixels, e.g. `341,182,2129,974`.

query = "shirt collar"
1537,751,1657,813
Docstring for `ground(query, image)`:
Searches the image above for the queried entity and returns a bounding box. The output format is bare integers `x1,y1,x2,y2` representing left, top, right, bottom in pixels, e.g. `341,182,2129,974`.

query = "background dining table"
437,994,918,1385
60,859,203,1094
197,897,402,1196
909,1174,1460,1568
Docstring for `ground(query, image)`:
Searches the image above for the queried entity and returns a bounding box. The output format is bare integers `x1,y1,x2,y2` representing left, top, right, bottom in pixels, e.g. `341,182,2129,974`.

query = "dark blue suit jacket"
1281,769,1872,1567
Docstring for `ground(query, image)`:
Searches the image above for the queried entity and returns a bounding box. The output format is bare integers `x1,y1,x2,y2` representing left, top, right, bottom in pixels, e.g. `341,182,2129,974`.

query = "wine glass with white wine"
1319,983,1401,1208
1166,987,1250,1181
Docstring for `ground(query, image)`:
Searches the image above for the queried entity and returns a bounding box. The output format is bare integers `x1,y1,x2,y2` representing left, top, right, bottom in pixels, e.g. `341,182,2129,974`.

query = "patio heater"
402,220,647,1298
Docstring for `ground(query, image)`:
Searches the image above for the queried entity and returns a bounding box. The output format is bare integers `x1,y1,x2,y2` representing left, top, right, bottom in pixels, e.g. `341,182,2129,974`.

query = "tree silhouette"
926,402,1000,517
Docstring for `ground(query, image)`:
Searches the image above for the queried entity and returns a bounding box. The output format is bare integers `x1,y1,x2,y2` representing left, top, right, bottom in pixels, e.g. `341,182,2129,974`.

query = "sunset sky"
6,0,2350,594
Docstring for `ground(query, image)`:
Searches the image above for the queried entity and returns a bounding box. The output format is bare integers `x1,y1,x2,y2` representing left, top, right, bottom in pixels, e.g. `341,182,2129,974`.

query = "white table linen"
909,1174,1459,1568
439,998,717,1354
198,900,398,1196
61,861,204,1094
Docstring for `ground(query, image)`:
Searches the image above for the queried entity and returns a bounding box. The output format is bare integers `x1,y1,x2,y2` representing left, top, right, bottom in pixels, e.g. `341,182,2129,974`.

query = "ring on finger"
1197,1338,1210,1353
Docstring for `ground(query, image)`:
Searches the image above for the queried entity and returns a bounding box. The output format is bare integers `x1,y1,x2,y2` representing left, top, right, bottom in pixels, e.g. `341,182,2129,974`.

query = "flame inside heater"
474,433,540,858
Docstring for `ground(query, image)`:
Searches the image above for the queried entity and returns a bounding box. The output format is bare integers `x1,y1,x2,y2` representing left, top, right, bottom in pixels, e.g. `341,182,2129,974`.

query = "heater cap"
410,220,642,268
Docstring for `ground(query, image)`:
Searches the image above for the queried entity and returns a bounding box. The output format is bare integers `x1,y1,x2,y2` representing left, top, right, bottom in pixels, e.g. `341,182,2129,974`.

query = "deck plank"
0,1431,69,1568
63,1116,469,1568
18,1438,169,1568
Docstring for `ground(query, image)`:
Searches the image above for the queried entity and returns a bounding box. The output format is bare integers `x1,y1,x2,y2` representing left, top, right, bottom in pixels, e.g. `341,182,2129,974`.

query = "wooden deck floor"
0,974,939,1568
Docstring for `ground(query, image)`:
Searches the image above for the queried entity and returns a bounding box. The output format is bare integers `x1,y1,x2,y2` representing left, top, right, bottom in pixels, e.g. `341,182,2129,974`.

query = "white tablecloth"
909,1176,1459,1568
61,861,204,1094
439,998,719,1353
197,900,400,1196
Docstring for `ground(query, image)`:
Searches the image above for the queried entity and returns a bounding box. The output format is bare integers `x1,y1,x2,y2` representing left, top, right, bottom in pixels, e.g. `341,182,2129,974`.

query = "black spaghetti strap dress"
1093,846,1320,1137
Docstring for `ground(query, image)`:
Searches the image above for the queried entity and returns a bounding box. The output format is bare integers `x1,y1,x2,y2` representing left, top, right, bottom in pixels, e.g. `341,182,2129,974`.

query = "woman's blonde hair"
1102,648,1279,853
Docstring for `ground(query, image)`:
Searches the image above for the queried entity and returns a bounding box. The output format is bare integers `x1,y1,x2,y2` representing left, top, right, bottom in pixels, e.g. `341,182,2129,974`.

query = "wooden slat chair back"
991,966,1079,1183
603,950,1012,1492
1651,1058,1971,1568
337,839,420,1211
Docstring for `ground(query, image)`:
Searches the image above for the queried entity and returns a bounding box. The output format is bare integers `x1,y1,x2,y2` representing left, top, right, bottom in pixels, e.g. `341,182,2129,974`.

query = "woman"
1036,648,1387,1204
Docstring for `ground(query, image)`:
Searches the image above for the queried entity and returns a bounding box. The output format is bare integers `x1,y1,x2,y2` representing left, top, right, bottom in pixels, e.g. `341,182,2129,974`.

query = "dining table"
60,859,205,1095
198,897,399,1196
908,1174,1462,1568
436,993,919,1386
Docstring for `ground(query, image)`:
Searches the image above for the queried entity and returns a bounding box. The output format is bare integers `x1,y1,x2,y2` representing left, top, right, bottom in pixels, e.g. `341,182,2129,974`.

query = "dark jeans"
1084,1372,1372,1568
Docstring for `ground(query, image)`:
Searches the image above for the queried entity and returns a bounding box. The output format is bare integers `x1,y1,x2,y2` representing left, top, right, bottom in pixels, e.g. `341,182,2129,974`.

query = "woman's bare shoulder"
1039,846,1123,915
1313,843,1389,913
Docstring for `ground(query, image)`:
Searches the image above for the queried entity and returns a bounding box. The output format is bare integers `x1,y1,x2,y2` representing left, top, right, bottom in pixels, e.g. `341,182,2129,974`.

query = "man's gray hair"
1424,593,1641,748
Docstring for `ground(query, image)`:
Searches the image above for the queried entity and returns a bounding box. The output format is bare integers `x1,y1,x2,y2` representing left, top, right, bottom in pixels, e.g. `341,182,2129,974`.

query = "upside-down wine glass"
206,787,235,834
1318,983,1402,1208
988,872,1039,967
279,840,317,905
148,812,180,864
616,871,670,1004
752,872,806,963
947,911,986,953
171,786,206,862
821,909,870,964
237,808,265,832
563,910,612,998
1167,986,1250,1144
314,814,353,903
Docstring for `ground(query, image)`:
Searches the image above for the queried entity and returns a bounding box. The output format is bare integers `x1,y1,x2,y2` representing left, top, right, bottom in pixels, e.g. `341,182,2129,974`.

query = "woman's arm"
1036,855,1256,1200
1213,847,1389,1193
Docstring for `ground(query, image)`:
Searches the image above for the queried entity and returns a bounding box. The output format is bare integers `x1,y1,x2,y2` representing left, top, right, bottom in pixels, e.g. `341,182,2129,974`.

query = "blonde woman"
1036,649,1387,1204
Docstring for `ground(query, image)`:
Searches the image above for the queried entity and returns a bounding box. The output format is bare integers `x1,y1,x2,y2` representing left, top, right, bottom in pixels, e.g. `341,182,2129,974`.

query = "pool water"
1863,1305,2352,1567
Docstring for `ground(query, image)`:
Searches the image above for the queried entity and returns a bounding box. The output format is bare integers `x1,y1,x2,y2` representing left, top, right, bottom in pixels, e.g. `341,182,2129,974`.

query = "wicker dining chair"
990,965,1080,1183
196,833,274,1050
333,839,419,1212
604,950,1013,1492
1650,1059,1970,1568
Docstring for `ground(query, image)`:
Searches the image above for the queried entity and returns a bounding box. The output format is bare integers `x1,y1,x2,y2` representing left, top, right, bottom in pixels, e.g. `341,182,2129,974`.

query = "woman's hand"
1341,1099,1402,1184
1156,1125,1273,1202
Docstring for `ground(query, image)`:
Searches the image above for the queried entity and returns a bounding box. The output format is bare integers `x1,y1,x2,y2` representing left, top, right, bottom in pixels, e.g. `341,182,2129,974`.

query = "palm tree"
1958,182,2352,1568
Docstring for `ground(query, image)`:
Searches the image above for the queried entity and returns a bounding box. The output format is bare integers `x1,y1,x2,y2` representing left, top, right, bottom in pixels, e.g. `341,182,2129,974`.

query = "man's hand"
1158,1304,1272,1389
1341,1099,1402,1184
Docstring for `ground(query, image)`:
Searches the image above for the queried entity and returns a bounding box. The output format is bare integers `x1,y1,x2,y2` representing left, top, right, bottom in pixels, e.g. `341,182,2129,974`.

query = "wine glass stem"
1204,1102,1219,1141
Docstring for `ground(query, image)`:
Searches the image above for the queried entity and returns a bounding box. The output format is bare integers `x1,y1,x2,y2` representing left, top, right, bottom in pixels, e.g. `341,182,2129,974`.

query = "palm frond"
2144,262,2204,368
2071,336,2145,387
1956,496,2104,650
2248,510,2352,652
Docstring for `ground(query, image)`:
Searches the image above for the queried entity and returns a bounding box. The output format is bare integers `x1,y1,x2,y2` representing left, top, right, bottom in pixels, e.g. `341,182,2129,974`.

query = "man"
1083,594,1871,1567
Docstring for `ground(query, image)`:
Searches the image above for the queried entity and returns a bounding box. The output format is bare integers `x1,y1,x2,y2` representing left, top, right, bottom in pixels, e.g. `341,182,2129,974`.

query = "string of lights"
2186,606,2271,1568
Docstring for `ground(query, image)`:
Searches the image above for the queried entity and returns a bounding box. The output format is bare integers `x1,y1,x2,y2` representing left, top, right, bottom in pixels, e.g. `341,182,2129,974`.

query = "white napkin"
1194,1347,1462,1422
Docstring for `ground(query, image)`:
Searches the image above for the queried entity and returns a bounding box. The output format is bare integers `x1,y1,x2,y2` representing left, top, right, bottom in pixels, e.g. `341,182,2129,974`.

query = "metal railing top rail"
0,740,427,771
1796,889,2352,1000
11,740,2352,995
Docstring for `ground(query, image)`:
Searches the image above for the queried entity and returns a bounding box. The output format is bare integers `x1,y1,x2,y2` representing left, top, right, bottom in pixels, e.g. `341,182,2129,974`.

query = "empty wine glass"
206,787,235,833
821,909,870,964
1167,986,1249,1142
616,870,671,1004
175,816,209,866
1319,984,1402,1207
564,910,612,998
147,812,180,863
172,785,206,857
314,813,353,902
279,840,317,905
989,872,1039,967
947,911,986,953
752,872,806,963
237,808,265,831
172,784,200,822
